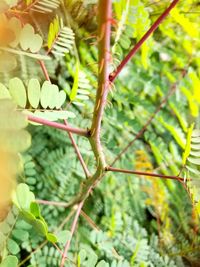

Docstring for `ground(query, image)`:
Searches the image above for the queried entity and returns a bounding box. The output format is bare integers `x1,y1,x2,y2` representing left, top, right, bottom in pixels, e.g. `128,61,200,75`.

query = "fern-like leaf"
47,17,74,57
25,0,60,13
182,127,200,215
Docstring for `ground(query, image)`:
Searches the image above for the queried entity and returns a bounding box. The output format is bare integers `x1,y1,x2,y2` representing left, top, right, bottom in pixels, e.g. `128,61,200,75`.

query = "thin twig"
110,68,188,166
109,0,180,82
18,210,75,267
80,211,122,260
60,201,84,267
38,60,51,81
80,210,101,231
64,120,91,178
106,167,184,181
28,114,88,136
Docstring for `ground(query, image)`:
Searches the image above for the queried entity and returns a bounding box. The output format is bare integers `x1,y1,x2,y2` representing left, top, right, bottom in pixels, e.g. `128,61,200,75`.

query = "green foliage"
113,0,151,69
181,127,200,214
0,255,18,267
0,16,43,53
12,183,58,243
67,59,92,106
1,0,200,266
0,78,76,121
47,16,75,57
0,206,19,257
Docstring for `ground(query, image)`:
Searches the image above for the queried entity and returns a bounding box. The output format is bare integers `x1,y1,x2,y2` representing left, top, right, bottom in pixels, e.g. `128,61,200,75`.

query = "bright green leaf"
46,233,58,243
70,61,80,101
0,256,18,267
30,202,41,218
182,123,194,165
7,238,20,255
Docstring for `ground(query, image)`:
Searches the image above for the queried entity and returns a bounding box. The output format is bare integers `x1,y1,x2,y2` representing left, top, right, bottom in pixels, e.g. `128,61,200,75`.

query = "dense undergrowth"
0,0,200,266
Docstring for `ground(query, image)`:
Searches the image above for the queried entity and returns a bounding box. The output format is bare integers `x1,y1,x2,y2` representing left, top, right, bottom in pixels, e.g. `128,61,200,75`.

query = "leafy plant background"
0,0,200,266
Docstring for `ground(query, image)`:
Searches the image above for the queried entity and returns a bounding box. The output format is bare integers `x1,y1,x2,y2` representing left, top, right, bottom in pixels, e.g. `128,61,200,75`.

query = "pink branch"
60,201,84,267
109,0,180,82
64,120,91,178
90,0,112,139
28,114,88,137
38,60,51,81
107,167,184,181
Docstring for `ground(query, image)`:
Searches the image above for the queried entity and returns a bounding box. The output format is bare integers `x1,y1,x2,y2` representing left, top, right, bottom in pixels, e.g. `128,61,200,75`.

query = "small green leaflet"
20,24,43,53
70,61,80,101
96,261,109,267
182,123,194,165
9,78,27,108
28,79,41,108
12,183,58,241
12,183,35,211
182,126,200,216
0,16,43,54
7,238,20,255
0,256,18,267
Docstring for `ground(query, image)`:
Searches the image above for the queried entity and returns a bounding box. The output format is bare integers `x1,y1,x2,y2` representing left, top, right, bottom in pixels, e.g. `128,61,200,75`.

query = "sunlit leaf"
9,78,27,108
0,256,18,267
20,24,43,53
28,79,41,109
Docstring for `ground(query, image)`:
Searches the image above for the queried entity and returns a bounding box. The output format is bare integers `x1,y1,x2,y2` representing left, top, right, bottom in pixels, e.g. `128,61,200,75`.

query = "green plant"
0,0,200,266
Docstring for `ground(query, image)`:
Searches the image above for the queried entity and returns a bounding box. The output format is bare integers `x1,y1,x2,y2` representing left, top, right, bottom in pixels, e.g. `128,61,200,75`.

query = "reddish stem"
80,210,100,231
38,60,51,81
107,167,184,181
90,0,112,139
64,120,90,178
28,114,88,137
109,0,180,82
60,201,84,267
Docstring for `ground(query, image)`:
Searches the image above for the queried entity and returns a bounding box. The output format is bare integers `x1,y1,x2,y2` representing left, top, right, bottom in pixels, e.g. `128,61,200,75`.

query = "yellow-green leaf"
9,78,27,108
28,79,41,109
70,61,80,101
182,123,194,165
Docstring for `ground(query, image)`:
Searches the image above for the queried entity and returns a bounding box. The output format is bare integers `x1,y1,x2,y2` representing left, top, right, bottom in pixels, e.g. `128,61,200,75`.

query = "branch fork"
32,1,182,265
